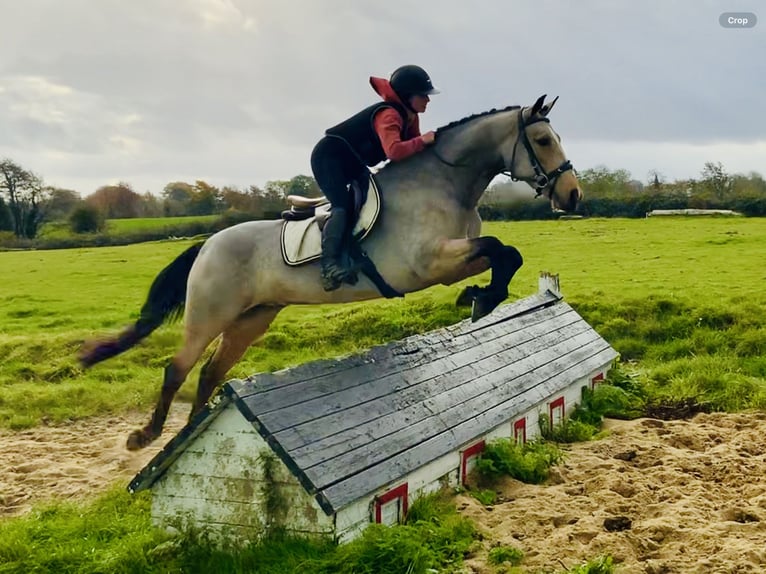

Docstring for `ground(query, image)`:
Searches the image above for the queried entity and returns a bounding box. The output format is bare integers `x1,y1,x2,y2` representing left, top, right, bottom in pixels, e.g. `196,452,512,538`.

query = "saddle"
279,174,381,266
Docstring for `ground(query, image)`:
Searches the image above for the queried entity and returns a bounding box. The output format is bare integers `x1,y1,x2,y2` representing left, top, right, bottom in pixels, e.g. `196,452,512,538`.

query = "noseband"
504,112,573,198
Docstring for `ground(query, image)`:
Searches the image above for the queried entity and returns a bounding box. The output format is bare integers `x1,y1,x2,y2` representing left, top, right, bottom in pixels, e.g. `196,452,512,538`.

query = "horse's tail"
79,242,204,368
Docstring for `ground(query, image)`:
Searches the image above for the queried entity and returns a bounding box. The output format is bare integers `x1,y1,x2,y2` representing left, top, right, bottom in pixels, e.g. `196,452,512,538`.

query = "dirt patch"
460,412,766,573
3,410,766,572
0,407,188,516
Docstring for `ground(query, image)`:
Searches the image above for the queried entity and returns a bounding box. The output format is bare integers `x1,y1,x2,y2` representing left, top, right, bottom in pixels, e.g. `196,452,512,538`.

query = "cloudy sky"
0,0,763,196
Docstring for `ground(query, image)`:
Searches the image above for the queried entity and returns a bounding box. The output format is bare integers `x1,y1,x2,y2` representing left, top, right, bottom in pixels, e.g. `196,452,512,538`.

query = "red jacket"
369,77,427,161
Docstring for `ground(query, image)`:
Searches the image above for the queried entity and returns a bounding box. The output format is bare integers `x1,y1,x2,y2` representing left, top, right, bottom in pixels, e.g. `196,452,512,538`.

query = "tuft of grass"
540,415,600,443
488,544,524,566
471,489,497,506
561,554,616,574
476,438,564,484
295,489,477,574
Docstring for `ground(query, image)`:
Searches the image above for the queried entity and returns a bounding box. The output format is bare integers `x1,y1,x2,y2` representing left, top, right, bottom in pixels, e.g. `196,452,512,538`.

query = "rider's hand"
421,131,436,145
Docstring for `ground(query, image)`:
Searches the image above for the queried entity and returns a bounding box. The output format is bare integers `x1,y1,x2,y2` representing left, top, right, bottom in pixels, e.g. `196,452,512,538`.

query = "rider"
310,64,440,292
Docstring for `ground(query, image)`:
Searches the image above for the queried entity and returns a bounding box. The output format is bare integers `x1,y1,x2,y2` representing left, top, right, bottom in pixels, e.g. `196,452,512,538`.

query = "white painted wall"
151,404,333,542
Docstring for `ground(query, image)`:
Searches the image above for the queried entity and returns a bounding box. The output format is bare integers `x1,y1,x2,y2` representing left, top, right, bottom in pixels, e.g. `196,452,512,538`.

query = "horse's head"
501,95,582,212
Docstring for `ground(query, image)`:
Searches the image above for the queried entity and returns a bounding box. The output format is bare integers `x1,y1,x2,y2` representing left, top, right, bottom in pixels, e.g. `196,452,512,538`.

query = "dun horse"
80,95,582,450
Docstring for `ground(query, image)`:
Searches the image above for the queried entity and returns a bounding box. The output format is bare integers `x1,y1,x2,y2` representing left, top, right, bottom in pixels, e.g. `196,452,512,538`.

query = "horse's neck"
438,109,518,168
431,109,519,207
376,108,519,210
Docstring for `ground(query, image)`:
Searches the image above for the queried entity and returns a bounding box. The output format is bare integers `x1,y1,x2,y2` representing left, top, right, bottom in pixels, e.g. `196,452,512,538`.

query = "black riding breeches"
310,136,367,212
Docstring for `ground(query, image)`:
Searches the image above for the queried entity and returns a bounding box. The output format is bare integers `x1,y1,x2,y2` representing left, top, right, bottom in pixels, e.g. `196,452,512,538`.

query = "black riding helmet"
389,65,440,104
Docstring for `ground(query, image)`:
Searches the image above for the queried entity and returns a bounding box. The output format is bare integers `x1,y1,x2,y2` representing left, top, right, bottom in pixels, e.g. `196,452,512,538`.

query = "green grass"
476,438,565,484
488,545,524,566
105,215,219,233
0,217,765,428
0,485,335,574
562,555,616,574
1,216,763,572
36,215,219,240
0,486,477,574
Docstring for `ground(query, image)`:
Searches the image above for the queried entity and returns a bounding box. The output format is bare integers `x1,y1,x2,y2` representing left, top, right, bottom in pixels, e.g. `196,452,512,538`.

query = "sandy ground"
460,412,766,573
2,409,766,573
0,407,188,516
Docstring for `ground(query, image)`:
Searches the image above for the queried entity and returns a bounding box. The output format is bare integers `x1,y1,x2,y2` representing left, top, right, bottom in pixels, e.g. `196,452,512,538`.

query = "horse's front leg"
429,236,523,322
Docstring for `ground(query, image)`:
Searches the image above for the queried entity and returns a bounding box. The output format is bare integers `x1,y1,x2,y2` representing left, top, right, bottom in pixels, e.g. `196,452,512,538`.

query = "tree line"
1,157,764,242
0,157,319,239
479,162,766,220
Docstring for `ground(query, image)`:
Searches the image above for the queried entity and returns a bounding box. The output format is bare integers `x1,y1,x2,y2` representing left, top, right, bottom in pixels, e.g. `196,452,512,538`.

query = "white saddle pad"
280,176,382,266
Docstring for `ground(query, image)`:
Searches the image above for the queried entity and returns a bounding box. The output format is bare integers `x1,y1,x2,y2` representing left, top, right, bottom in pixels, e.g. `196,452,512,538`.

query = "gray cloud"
0,0,763,194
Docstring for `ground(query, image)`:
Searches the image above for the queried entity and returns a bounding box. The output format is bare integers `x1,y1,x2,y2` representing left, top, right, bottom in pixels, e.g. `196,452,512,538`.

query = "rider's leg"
310,137,360,291
320,207,357,290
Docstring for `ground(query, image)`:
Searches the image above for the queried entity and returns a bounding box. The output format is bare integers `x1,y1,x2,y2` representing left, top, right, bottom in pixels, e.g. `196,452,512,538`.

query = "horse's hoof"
471,292,505,322
456,285,480,307
343,269,359,286
126,429,156,451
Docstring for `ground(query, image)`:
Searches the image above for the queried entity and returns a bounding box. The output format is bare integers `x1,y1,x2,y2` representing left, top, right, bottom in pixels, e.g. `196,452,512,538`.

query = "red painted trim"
513,418,526,444
374,483,408,523
549,397,565,428
461,440,486,484
591,372,604,389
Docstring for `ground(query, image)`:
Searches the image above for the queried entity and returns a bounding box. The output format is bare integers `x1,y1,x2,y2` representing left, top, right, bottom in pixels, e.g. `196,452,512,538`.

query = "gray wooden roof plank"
275,316,593,460
299,333,607,481
319,345,617,510
242,305,576,427
447,291,560,337
301,332,606,488
236,296,566,404
254,307,582,435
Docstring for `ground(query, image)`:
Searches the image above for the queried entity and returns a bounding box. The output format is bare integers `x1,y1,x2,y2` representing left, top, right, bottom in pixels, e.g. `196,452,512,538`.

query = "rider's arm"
373,108,427,162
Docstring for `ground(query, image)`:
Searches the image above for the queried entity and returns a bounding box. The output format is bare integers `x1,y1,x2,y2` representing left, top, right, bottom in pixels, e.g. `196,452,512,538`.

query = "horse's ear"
530,94,547,116
541,96,559,116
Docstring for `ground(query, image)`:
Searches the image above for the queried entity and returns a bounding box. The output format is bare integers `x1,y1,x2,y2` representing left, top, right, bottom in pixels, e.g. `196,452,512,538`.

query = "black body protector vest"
325,101,409,166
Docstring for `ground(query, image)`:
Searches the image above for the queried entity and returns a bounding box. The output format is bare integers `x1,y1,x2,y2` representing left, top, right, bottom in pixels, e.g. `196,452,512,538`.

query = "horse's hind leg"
126,320,228,450
191,305,284,419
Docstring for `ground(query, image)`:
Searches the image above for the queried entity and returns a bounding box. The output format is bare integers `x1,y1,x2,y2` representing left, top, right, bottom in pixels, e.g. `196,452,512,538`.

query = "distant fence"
646,209,743,217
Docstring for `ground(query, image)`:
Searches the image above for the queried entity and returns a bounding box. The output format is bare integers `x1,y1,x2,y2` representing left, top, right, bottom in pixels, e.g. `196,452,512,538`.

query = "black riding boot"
320,208,358,291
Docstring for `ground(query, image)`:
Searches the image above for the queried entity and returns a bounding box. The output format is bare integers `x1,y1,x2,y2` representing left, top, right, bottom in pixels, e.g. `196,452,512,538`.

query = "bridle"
432,107,574,199
503,110,574,198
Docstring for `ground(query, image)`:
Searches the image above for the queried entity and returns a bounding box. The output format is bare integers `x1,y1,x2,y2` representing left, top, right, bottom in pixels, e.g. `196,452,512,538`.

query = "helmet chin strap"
391,88,416,113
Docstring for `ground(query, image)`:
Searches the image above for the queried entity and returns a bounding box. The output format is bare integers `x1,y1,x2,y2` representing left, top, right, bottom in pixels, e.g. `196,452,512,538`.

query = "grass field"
1,216,765,429
105,215,219,233
35,215,219,240
1,216,765,573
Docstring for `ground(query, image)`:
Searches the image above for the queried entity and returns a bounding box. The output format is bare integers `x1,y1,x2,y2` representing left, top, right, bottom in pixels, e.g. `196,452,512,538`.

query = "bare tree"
0,158,47,238
700,161,731,201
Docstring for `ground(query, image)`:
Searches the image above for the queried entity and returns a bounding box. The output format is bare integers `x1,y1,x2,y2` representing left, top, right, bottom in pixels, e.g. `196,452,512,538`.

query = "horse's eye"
536,137,552,146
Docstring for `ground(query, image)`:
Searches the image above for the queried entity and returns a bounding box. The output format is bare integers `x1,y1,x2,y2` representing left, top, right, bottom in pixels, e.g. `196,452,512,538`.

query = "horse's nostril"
569,189,579,208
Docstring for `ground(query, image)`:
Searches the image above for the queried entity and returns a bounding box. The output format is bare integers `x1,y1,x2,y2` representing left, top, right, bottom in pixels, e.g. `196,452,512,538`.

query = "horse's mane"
374,105,521,177
435,105,521,134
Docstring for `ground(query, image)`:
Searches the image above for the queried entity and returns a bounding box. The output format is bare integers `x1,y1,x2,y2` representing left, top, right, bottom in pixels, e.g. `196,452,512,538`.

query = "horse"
79,94,582,450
